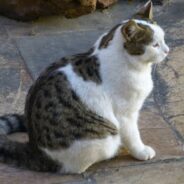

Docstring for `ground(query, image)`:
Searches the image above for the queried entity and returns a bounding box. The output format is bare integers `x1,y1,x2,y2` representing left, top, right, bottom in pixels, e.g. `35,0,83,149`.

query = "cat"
0,0,169,174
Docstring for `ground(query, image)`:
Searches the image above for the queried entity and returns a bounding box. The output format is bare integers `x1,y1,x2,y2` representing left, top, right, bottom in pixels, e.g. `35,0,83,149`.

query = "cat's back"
24,52,118,149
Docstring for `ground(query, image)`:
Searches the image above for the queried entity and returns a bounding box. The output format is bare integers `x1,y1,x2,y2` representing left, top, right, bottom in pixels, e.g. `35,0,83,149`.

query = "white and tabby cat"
0,1,169,174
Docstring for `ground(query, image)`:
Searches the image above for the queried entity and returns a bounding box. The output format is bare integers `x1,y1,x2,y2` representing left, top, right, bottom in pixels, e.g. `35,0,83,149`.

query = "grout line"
88,157,184,176
5,28,108,39
12,38,34,82
153,70,184,143
4,26,35,82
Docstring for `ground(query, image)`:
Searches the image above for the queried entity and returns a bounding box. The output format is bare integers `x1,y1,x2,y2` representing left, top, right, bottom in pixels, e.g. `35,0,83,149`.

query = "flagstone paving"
0,0,184,183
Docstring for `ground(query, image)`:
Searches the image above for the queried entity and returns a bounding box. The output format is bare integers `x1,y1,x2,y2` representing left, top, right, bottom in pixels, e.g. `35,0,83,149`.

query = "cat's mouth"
150,54,168,64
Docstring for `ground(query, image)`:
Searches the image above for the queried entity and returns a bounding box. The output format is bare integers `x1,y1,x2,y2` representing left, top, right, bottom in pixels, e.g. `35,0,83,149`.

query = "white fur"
43,135,121,174
42,19,169,173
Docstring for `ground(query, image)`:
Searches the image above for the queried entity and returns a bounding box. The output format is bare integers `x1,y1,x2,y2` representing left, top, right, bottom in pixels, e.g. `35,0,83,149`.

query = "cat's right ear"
121,20,143,41
134,0,153,20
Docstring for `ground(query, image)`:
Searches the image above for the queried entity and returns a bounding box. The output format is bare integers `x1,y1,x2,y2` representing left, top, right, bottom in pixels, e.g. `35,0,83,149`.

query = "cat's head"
121,0,169,64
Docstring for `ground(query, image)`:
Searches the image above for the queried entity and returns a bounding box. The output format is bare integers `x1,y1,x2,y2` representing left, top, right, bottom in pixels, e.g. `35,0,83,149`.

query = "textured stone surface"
154,46,184,143
152,0,184,147
16,31,104,79
0,66,32,115
92,160,184,184
0,155,184,184
0,25,32,116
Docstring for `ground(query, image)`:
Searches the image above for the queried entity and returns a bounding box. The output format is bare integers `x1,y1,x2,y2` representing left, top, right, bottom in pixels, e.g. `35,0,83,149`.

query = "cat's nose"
164,46,170,54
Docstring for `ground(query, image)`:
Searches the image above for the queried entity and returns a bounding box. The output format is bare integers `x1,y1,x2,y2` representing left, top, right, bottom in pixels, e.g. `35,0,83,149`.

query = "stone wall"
0,0,117,21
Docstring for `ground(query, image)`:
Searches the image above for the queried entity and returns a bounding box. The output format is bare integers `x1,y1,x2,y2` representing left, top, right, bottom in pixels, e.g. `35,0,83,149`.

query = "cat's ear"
121,20,143,41
134,0,153,20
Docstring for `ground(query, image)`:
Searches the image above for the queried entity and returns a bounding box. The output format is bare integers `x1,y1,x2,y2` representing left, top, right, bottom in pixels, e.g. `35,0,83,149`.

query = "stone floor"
0,0,184,183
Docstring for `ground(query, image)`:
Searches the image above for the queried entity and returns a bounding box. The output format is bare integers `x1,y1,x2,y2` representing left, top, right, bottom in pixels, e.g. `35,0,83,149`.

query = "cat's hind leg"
43,135,121,174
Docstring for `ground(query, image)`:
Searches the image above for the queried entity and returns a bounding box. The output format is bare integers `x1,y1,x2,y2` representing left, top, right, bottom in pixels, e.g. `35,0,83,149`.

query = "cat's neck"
92,30,153,109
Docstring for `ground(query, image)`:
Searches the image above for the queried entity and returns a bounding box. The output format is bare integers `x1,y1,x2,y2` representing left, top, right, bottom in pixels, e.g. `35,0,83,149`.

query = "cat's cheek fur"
143,46,158,63
150,48,167,63
42,135,121,174
142,45,162,64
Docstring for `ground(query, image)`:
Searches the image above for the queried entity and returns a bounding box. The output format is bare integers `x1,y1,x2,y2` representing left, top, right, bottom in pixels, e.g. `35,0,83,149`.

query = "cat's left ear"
134,0,153,20
121,20,144,41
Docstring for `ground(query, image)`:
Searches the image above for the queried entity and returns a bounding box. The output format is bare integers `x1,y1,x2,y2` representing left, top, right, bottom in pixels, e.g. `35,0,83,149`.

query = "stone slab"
0,66,31,115
0,27,23,66
154,46,184,143
0,156,184,184
16,31,104,79
92,160,184,184
0,68,20,95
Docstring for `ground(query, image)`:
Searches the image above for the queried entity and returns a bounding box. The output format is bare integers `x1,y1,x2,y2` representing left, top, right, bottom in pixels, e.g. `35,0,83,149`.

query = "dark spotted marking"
25,68,117,150
35,99,42,109
75,59,83,66
0,135,61,172
57,96,73,108
45,102,55,111
71,90,80,101
99,24,121,49
0,39,115,170
72,55,102,84
55,83,62,93
35,113,41,120
43,89,52,98
87,67,93,76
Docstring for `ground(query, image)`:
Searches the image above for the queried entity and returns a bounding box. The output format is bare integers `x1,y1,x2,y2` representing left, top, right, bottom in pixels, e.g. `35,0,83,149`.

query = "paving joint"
87,157,184,177
12,37,34,82
153,70,184,144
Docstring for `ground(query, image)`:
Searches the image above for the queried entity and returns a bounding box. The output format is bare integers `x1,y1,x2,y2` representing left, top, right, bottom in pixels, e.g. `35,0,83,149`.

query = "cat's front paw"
132,145,156,161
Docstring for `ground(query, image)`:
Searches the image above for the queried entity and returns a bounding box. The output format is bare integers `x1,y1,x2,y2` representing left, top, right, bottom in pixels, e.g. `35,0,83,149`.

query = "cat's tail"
0,114,27,135
0,135,61,172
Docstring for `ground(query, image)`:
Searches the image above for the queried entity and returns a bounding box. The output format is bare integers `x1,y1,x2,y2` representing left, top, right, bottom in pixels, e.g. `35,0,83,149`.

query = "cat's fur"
0,1,169,174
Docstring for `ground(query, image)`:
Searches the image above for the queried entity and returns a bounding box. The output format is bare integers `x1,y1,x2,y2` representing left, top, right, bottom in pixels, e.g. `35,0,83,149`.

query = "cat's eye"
153,43,160,47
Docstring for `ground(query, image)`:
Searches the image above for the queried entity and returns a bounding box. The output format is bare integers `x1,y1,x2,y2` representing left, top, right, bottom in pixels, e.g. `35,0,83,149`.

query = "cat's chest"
107,70,153,113
128,74,153,98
